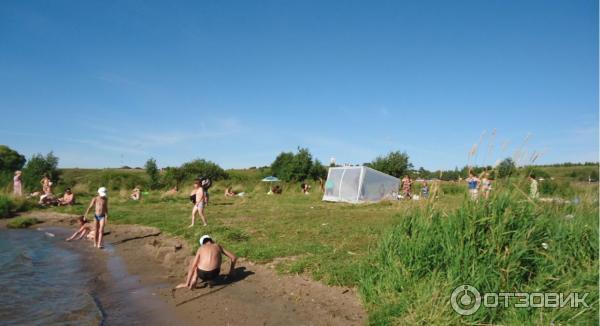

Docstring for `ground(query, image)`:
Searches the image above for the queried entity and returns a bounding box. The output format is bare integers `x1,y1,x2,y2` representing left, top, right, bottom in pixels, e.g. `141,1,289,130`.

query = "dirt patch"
6,212,367,325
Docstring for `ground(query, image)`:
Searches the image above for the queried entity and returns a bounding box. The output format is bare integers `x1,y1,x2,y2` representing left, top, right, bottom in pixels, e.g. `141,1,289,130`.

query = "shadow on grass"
173,267,254,307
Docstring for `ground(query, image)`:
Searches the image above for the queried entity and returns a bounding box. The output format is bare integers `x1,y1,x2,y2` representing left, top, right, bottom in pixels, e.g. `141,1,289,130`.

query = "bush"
270,147,323,182
0,145,26,173
181,159,228,182
162,167,185,188
145,158,160,189
22,152,60,192
7,217,39,228
367,151,412,178
0,195,12,218
497,158,516,178
0,195,35,218
539,179,574,197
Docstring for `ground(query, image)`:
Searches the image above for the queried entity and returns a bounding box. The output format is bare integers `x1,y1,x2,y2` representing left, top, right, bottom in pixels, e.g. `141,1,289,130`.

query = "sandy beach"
3,212,366,325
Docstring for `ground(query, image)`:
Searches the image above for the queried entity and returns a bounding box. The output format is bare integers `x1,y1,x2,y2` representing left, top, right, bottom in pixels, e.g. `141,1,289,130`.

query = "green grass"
359,193,598,324
0,195,36,218
7,216,39,228
44,171,598,324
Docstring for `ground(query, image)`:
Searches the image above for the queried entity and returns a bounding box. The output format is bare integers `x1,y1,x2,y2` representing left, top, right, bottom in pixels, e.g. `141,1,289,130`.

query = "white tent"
322,166,400,203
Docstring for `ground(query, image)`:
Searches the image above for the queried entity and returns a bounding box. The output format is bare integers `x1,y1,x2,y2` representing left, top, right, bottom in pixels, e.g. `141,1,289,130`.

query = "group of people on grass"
12,171,75,206
399,172,494,201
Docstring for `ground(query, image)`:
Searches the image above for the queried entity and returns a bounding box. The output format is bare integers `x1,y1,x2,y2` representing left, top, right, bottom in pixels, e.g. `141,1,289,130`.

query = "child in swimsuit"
84,187,109,249
65,216,92,242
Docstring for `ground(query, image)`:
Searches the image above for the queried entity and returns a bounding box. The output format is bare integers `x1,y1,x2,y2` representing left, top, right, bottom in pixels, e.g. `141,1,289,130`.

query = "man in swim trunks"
176,235,237,290
84,187,109,249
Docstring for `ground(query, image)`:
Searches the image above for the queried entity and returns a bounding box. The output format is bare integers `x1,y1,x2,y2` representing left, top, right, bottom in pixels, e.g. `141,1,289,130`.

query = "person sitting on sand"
224,186,236,197
58,188,75,206
84,187,109,249
130,186,141,201
65,216,93,242
176,235,237,290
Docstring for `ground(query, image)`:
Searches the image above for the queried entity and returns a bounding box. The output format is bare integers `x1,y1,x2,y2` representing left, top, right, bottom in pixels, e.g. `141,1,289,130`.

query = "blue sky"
0,0,597,170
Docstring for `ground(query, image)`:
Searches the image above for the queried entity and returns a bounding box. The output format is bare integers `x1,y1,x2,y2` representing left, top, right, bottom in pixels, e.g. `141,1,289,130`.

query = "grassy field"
7,166,599,324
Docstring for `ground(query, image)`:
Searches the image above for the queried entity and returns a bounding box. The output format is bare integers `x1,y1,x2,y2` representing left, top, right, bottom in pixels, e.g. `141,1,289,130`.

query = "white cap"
199,235,212,246
98,187,107,197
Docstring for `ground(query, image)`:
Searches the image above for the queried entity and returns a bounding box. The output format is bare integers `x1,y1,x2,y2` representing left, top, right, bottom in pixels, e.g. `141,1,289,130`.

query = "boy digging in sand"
84,187,109,249
176,235,237,290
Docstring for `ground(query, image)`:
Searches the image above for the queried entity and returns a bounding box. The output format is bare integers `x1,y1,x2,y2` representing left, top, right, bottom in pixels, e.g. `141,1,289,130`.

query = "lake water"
0,228,102,325
0,227,182,325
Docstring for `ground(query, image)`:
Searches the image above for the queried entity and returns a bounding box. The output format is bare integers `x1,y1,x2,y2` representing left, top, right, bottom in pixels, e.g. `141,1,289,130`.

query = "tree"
270,147,322,182
0,145,26,172
367,151,413,178
310,159,328,180
22,152,60,191
180,159,228,181
162,167,185,188
497,158,516,178
145,158,160,189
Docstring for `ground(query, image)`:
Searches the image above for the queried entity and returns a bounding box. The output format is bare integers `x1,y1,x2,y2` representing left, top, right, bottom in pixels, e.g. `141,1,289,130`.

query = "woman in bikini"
189,179,207,227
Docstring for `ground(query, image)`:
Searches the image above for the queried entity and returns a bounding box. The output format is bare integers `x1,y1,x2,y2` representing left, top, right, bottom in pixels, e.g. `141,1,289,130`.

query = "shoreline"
3,211,366,325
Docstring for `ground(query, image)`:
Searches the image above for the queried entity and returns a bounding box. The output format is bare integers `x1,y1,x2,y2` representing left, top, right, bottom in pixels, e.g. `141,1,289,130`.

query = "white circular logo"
451,284,482,315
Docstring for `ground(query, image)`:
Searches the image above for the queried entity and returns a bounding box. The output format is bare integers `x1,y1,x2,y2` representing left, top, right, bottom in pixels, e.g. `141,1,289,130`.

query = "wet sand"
7,212,366,325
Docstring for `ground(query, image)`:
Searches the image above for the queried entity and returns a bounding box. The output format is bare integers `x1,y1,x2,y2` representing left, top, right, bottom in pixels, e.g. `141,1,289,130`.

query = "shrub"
181,159,228,181
0,145,26,173
145,158,160,189
497,158,516,178
162,167,185,188
270,147,323,182
7,217,38,228
22,152,60,192
367,151,412,178
0,195,12,218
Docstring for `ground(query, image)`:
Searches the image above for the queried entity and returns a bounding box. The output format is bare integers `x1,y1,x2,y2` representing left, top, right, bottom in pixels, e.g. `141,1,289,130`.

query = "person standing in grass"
481,173,492,199
401,175,412,199
466,171,480,200
421,181,430,199
189,179,207,228
529,174,539,199
13,170,22,196
84,187,109,249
